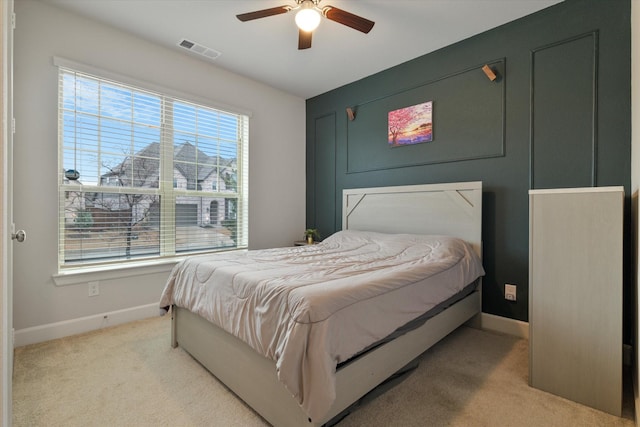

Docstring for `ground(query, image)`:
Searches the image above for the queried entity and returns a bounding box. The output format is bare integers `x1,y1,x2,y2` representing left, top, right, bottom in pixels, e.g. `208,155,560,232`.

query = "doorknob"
11,229,26,243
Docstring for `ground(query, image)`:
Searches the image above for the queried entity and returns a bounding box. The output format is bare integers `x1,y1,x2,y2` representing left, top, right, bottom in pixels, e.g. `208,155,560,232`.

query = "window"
58,66,248,268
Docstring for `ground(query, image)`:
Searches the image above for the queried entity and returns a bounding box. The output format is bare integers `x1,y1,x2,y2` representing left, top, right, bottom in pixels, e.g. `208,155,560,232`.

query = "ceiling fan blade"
322,6,375,34
236,6,292,22
298,29,312,50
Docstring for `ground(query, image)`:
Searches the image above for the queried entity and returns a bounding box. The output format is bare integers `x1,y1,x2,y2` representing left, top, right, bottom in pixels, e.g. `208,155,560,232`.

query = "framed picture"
388,101,433,146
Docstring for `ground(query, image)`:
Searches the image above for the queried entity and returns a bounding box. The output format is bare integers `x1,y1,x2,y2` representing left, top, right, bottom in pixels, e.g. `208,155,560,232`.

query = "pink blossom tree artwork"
388,101,433,146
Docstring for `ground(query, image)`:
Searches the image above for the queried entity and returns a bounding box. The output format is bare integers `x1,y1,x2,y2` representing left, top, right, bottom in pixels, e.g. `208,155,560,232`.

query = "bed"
160,181,483,426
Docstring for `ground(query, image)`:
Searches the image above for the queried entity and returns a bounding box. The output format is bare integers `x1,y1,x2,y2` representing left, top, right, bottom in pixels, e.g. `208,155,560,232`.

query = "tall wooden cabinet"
529,187,623,416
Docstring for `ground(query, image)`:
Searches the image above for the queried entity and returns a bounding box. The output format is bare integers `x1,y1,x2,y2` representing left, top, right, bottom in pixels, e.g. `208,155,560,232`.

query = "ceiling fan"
236,0,375,50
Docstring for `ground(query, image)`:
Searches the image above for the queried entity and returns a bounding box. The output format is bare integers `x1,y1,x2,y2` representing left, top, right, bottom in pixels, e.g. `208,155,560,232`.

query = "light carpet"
13,316,634,426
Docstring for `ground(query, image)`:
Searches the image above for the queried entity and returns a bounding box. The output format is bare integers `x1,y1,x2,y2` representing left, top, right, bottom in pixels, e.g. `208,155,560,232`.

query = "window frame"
55,57,250,274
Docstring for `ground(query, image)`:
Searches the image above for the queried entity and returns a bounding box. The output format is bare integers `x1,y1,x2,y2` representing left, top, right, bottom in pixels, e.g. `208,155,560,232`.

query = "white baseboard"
14,307,629,365
14,302,160,347
479,312,529,339
476,314,633,368
10,308,529,347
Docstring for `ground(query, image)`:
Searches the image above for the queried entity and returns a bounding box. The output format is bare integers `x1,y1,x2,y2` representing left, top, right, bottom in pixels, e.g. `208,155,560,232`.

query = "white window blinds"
58,66,248,268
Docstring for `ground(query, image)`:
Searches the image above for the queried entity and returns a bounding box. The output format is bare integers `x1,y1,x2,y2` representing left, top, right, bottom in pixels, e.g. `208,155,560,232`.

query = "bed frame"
171,181,483,426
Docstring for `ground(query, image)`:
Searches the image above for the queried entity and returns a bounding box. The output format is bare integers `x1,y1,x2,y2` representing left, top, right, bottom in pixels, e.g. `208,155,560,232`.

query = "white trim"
52,56,253,118
14,302,160,347
480,312,529,339
529,186,625,195
52,258,179,286
2,1,13,425
52,248,248,286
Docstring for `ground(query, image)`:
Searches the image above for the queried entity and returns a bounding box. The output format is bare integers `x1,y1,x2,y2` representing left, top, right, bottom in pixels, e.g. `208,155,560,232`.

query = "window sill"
52,248,248,286
52,258,182,286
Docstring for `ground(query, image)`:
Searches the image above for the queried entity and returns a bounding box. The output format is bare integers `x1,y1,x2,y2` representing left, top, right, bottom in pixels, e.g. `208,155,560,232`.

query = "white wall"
12,0,306,338
0,1,10,423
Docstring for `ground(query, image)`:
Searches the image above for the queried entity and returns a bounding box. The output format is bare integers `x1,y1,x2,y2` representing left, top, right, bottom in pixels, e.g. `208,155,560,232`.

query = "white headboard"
342,181,482,256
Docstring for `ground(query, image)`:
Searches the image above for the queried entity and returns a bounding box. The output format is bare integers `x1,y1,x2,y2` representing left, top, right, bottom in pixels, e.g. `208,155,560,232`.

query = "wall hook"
346,107,356,121
482,64,498,82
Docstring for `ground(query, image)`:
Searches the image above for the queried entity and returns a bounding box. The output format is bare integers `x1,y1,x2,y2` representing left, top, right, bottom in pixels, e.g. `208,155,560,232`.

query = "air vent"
179,39,195,49
177,38,221,61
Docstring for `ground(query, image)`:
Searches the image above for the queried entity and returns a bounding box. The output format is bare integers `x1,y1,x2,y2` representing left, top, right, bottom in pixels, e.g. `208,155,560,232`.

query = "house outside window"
58,64,249,268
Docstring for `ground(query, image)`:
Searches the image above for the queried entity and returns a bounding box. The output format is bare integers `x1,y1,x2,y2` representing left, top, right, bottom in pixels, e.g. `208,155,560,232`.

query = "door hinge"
11,117,15,134
11,13,15,30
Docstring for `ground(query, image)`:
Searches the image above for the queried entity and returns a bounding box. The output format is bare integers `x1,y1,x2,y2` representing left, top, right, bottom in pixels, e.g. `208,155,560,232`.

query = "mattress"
159,229,485,421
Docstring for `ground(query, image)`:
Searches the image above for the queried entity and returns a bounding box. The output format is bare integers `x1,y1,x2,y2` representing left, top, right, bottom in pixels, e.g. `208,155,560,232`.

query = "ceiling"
40,0,563,99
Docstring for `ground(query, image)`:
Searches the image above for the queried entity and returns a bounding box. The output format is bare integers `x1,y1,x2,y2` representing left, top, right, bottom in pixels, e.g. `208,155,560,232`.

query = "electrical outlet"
88,281,100,297
505,283,517,301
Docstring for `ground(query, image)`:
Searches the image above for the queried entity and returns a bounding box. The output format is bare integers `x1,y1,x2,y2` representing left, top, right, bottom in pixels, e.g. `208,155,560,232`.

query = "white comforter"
159,230,485,421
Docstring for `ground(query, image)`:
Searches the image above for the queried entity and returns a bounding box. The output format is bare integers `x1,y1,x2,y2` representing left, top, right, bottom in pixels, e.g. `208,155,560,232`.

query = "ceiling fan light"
295,5,321,32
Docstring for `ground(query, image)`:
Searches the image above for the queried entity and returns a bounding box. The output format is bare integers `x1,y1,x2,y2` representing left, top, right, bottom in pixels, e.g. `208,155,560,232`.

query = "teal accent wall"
305,0,631,335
